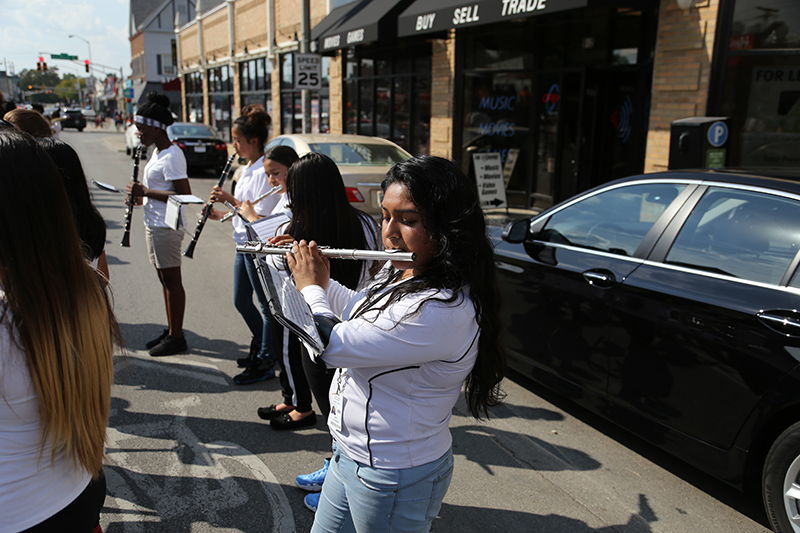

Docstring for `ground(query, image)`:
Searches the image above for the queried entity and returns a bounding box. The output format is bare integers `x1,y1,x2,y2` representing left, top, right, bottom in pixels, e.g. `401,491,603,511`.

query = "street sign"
473,152,507,210
51,53,79,60
294,53,322,90
124,88,134,98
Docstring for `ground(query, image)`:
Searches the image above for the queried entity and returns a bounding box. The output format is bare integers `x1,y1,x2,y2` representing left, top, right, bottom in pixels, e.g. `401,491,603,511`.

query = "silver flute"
236,241,416,261
221,185,282,222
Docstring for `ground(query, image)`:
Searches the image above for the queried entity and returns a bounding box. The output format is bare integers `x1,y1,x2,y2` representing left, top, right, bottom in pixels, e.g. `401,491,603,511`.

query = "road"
62,127,773,532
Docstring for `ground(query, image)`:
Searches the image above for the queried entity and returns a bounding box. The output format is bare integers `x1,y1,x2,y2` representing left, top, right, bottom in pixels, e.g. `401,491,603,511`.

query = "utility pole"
301,0,311,133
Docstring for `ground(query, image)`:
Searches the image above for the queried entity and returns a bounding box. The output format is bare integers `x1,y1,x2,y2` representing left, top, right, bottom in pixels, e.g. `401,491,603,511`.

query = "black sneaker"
146,329,169,350
233,359,275,385
237,338,260,368
148,335,188,357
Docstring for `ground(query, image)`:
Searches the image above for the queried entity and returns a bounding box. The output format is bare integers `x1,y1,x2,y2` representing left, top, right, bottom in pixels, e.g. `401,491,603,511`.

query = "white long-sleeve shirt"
232,156,280,245
301,277,479,469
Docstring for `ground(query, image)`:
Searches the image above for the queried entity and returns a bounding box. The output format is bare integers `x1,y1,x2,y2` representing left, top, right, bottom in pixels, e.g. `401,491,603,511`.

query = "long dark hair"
0,130,117,476
285,152,377,290
357,155,505,419
37,138,107,261
264,145,299,169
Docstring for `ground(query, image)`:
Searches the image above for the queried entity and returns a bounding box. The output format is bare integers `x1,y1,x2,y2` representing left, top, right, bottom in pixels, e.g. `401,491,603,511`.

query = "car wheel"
78,128,84,132
763,422,800,533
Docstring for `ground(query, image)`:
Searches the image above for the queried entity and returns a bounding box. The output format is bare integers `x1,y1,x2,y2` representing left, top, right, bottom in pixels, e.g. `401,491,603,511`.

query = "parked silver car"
264,134,412,215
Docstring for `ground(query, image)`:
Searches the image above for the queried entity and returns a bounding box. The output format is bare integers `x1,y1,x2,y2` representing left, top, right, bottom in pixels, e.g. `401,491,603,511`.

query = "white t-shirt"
232,156,280,245
0,292,91,532
142,144,188,229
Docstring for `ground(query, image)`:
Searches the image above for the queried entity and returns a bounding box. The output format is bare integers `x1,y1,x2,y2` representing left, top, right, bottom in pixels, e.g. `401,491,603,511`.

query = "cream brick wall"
179,26,199,66
329,54,343,134
202,10,230,60
234,0,268,55
644,0,719,173
429,30,456,159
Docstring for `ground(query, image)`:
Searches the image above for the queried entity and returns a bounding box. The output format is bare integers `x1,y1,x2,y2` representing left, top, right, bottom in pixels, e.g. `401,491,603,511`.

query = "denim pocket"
356,463,401,493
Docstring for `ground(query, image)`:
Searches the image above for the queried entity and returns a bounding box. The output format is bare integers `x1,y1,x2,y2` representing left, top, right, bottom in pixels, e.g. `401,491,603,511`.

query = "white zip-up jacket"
301,276,479,468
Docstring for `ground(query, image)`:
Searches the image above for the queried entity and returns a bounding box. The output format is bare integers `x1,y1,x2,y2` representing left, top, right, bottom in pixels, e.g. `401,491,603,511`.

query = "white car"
264,134,412,215
124,123,141,158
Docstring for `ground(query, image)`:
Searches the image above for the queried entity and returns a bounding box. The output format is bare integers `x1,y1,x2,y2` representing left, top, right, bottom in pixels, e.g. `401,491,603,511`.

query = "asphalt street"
61,125,774,532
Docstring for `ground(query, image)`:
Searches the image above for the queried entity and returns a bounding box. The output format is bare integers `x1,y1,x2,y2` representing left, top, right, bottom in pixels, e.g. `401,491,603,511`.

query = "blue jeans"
311,443,454,533
233,252,273,360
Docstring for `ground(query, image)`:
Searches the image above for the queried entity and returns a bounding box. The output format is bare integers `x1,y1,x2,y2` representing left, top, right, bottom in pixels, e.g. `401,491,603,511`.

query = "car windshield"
168,125,218,138
307,142,407,166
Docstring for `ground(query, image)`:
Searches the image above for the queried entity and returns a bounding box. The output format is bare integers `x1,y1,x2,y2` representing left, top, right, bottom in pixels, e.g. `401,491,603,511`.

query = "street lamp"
69,34,96,112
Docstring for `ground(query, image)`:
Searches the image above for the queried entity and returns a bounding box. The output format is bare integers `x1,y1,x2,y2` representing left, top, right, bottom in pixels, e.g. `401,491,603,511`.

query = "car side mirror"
502,218,532,243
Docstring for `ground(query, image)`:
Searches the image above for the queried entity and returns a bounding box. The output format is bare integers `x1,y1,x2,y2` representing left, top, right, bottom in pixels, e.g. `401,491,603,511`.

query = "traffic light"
85,60,90,73
37,56,43,71
42,62,48,72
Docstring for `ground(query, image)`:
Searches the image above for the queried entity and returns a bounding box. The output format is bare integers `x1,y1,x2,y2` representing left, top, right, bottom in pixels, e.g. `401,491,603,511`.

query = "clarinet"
120,144,145,247
183,153,237,258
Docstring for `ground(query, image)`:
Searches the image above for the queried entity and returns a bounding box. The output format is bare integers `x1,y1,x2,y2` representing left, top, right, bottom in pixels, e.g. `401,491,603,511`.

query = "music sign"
294,53,322,90
473,152,507,210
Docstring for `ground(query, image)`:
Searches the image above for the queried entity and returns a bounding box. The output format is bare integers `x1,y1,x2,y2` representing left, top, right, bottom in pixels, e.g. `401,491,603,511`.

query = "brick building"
176,0,799,209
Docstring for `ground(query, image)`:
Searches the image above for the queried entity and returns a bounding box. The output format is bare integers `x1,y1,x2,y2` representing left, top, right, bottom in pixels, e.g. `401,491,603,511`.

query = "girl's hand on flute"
287,240,330,291
207,207,224,221
239,200,257,222
268,234,295,246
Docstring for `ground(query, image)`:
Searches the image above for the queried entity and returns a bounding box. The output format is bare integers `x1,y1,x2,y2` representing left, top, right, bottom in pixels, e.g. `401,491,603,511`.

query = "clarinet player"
127,92,191,357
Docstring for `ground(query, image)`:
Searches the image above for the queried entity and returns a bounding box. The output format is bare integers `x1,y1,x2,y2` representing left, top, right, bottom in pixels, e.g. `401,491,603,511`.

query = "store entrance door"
531,68,598,210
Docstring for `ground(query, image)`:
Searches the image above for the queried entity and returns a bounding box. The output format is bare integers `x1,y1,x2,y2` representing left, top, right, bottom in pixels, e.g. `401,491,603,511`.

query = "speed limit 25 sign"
294,53,322,90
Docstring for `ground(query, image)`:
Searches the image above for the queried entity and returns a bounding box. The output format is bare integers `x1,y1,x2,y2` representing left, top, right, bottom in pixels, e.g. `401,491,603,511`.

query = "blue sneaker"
295,459,328,492
304,492,320,512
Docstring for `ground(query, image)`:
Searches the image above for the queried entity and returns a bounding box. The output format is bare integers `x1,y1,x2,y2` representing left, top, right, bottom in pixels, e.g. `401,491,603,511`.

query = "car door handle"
582,269,616,288
757,311,800,336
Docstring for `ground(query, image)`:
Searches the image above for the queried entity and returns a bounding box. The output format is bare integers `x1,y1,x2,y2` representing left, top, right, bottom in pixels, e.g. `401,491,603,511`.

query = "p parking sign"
294,54,322,90
707,121,729,148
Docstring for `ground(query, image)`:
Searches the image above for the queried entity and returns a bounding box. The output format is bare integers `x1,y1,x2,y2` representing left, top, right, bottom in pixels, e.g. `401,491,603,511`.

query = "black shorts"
23,469,107,533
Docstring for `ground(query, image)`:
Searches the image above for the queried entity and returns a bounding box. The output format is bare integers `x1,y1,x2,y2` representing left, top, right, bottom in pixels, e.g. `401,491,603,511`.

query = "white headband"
134,115,167,130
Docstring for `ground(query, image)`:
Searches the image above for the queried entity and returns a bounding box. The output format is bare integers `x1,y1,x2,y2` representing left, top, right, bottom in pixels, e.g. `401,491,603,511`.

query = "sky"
1,0,131,79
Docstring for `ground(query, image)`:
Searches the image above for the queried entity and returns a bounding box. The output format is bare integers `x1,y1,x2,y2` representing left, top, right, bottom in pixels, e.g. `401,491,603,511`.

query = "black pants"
25,469,106,533
273,319,314,413
302,347,335,423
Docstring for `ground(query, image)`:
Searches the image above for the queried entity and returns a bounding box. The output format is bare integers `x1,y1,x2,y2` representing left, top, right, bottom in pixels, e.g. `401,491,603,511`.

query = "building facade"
177,0,799,209
130,0,194,117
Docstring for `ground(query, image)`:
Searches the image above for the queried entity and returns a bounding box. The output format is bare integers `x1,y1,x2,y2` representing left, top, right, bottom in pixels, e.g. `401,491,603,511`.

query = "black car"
493,170,800,533
167,122,229,173
61,109,86,131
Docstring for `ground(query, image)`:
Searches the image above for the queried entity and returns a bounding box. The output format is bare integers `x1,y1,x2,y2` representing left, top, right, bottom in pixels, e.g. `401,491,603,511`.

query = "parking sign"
294,54,322,90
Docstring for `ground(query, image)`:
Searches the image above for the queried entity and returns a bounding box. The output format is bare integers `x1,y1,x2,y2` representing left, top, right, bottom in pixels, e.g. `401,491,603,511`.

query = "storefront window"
207,66,233,141
458,7,655,209
184,71,204,123
731,0,800,50
341,43,432,154
239,57,273,118
718,1,800,168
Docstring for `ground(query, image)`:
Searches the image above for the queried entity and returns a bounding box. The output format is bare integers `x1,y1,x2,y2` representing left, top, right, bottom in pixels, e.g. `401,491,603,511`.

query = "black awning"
311,3,361,43
398,0,588,37
315,0,414,53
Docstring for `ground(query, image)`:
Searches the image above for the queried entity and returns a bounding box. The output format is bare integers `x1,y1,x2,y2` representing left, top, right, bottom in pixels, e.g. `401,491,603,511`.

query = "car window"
540,183,686,257
168,125,217,138
666,187,800,284
309,142,408,166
